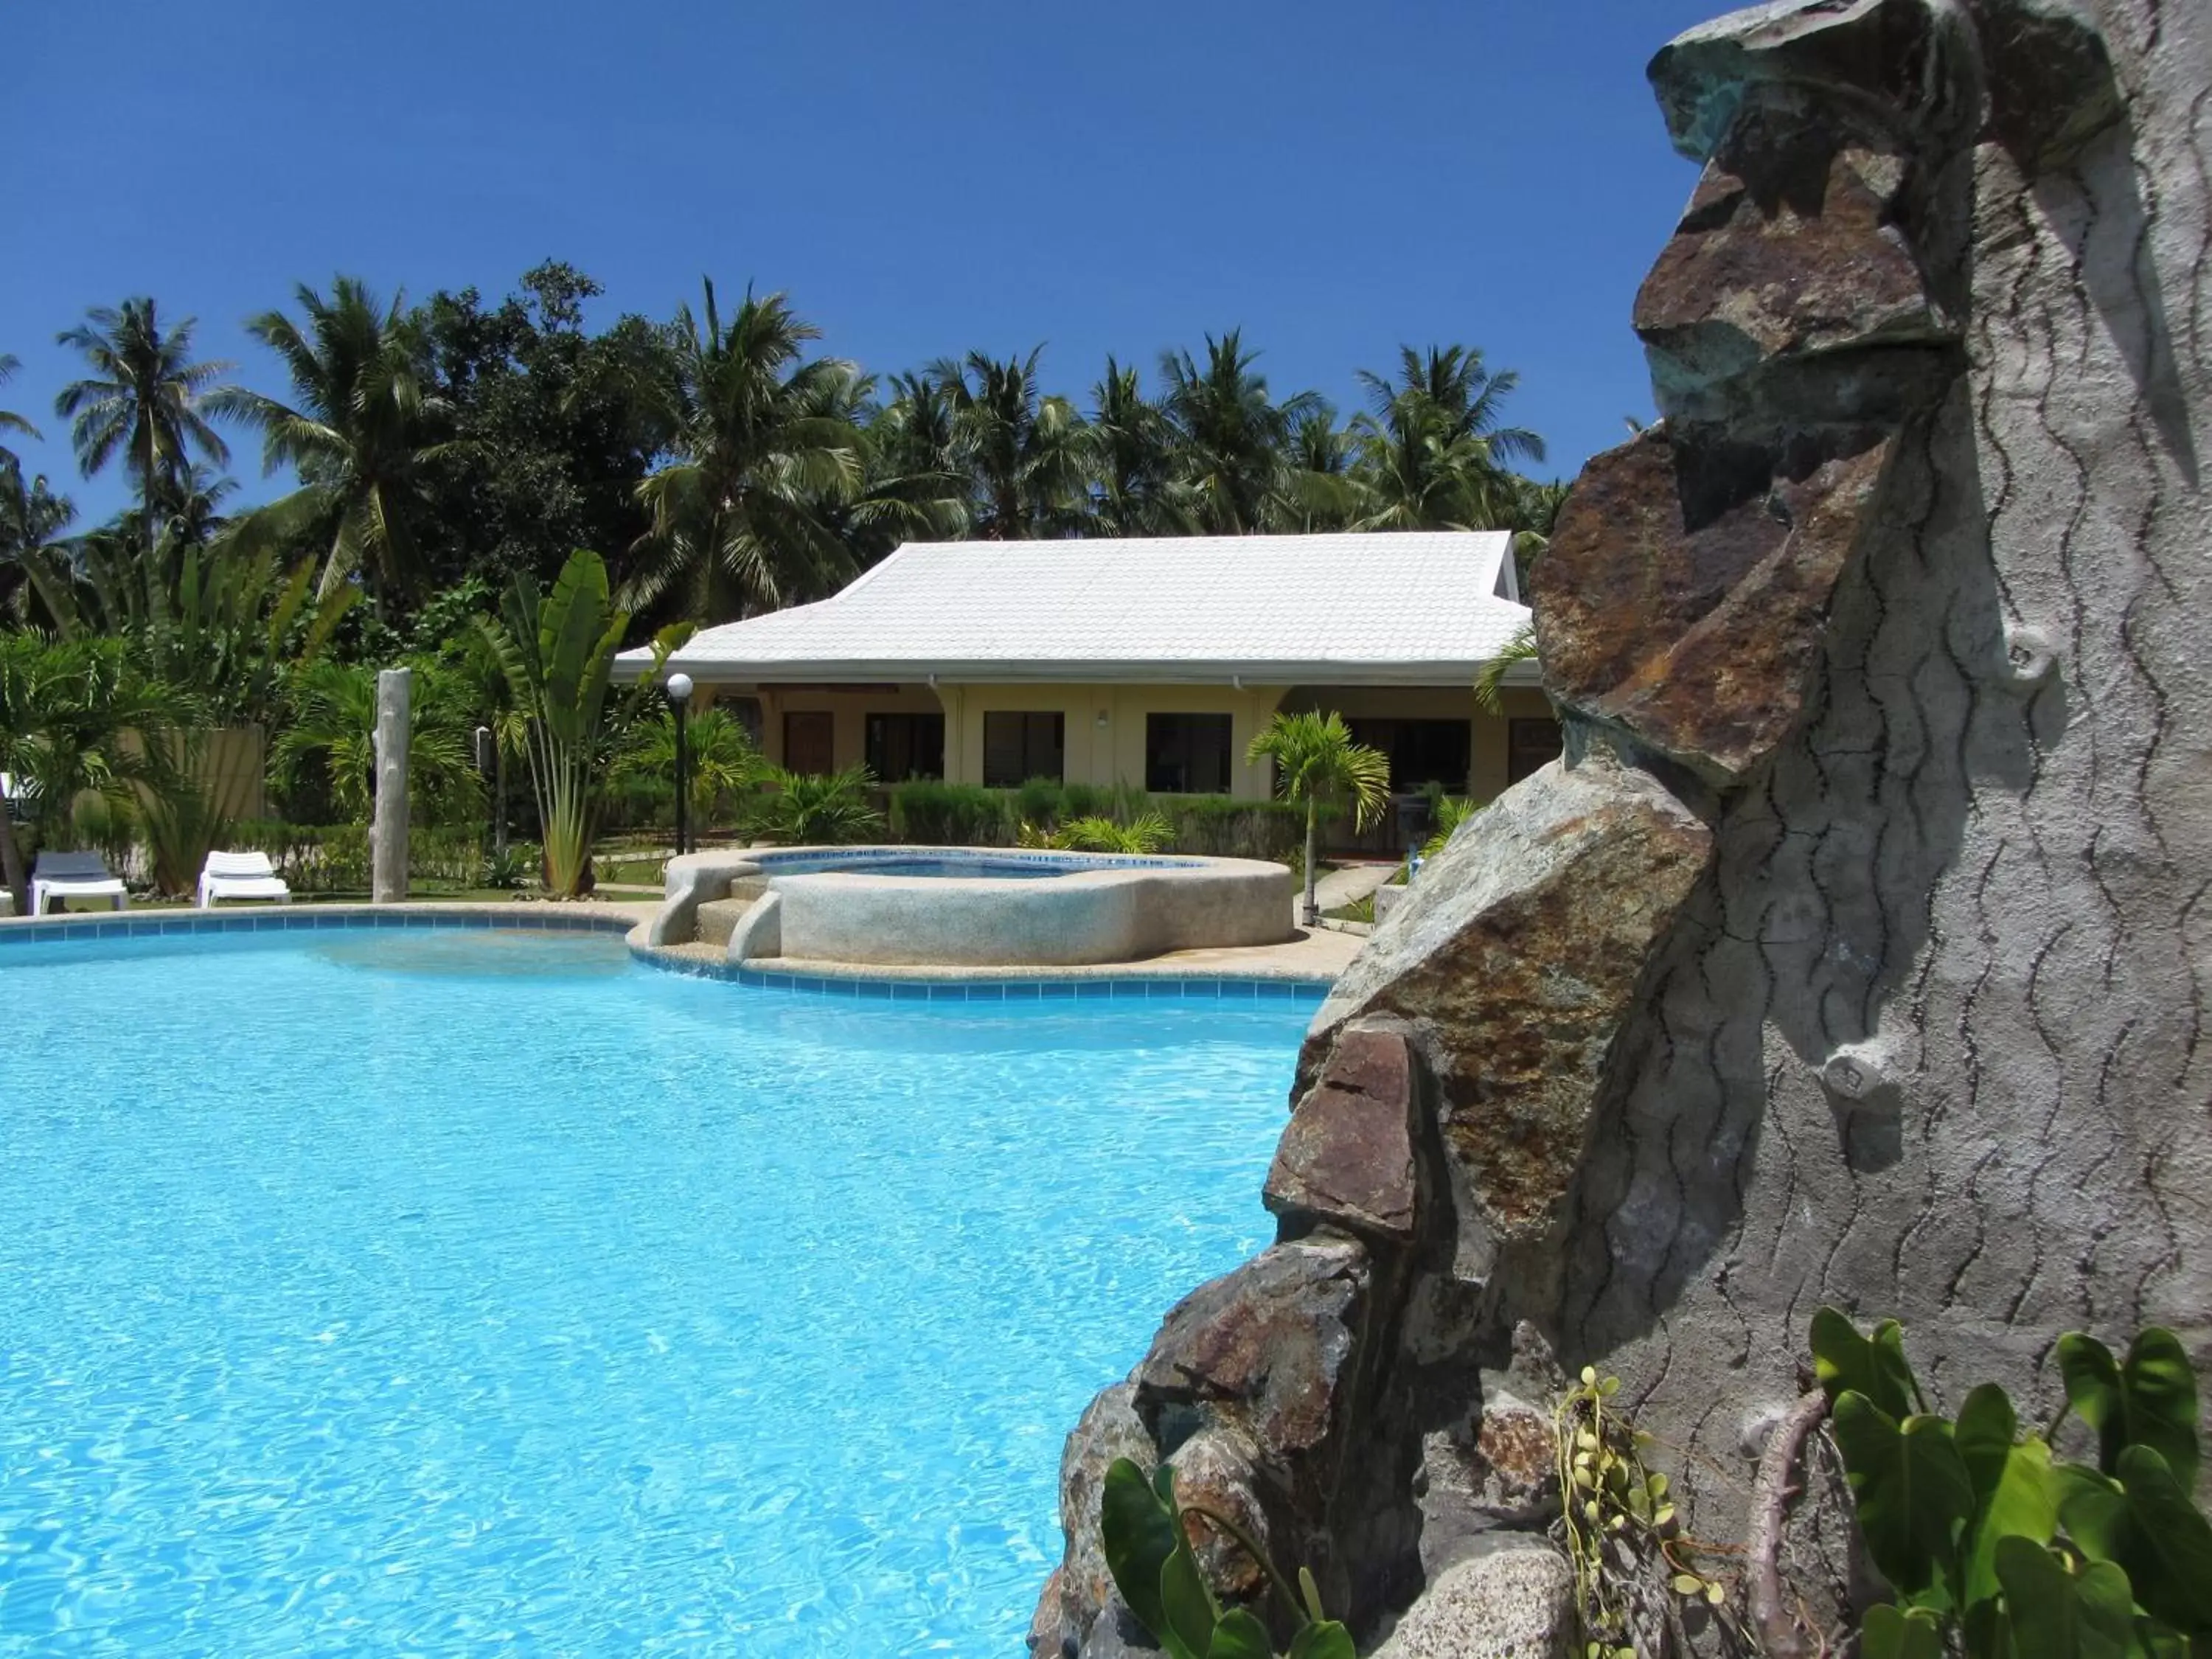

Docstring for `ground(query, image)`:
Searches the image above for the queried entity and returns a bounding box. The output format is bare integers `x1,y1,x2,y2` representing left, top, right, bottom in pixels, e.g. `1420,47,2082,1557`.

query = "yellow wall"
698,680,1557,801
735,684,945,773
944,683,1288,800
1280,684,1555,802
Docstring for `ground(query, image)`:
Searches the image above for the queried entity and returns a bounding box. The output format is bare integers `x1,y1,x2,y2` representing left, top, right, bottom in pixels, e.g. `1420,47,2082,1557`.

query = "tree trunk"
494,744,509,858
370,668,411,904
0,806,27,917
1302,799,1318,925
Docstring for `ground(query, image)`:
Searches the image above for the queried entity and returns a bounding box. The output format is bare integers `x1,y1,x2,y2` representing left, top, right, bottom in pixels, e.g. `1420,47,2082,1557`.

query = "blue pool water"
0,928,1311,1656
768,854,1073,879
754,851,1193,880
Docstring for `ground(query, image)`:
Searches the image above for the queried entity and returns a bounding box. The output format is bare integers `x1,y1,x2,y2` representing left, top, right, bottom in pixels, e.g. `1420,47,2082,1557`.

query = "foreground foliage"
1102,1456,1355,1659
1814,1309,2210,1659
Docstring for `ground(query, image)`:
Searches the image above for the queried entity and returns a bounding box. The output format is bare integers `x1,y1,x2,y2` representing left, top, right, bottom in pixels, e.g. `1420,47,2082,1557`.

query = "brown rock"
1469,1394,1559,1517
1136,1237,1368,1459
1265,1026,1419,1243
1029,1567,1073,1658
1533,422,1893,785
1636,97,1947,402
1046,1382,1155,1649
1169,1427,1273,1601
1647,0,1955,163
1305,755,1713,1272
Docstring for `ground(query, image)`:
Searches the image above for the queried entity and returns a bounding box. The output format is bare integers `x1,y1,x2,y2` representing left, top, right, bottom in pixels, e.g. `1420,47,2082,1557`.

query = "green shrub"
229,820,490,893
1812,1308,2211,1659
1155,794,1306,862
1011,776,1065,830
889,781,1009,846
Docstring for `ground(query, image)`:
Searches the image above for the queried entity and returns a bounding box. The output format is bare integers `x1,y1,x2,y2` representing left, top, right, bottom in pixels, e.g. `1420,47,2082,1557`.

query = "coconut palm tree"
52,300,235,543
1088,358,1181,537
0,459,75,626
1350,346,1545,533
1158,332,1324,535
215,277,448,605
627,282,864,624
853,371,971,552
0,354,40,462
929,349,1091,540
1246,710,1392,925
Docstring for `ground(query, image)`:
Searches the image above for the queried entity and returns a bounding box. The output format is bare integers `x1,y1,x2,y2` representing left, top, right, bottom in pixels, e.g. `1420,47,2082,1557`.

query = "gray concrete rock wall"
1032,1,2210,1652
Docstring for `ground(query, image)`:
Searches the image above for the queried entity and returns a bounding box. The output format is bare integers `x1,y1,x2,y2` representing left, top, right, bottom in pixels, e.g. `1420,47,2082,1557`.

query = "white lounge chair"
30,850,130,917
198,850,293,908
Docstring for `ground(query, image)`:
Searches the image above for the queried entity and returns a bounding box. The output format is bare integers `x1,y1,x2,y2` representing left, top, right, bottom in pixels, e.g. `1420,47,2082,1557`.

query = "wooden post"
371,667,411,905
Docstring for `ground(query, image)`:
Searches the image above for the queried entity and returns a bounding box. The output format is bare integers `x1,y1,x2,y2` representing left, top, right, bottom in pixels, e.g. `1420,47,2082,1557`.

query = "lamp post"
666,672,695,858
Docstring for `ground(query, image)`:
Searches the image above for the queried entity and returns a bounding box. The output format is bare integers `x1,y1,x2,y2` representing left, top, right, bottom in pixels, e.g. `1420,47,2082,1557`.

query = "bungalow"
615,531,1559,807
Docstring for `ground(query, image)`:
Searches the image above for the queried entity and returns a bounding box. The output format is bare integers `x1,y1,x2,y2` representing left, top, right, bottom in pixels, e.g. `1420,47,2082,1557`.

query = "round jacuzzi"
653,844,1294,968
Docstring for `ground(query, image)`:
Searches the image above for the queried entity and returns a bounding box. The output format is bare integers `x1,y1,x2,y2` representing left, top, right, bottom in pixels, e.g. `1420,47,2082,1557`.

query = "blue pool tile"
855,978,894,999
1040,981,1077,999
928,984,967,1001
1261,980,1297,999
1074,981,1112,1001
891,982,929,1001
791,975,826,995
1112,980,1148,999
824,977,860,997
1003,982,1041,1001
1183,979,1221,998
967,983,1005,1002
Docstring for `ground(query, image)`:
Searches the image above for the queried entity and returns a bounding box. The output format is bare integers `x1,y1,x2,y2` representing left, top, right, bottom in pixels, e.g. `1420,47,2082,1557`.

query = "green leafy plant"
1811,1308,2210,1659
476,549,679,895
1555,1366,1728,1659
480,844,530,889
1100,1457,1355,1659
1018,812,1172,854
751,765,885,845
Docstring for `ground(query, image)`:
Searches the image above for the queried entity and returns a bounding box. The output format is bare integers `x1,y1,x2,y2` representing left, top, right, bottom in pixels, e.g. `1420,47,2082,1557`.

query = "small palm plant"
477,549,680,896
751,765,885,846
614,706,762,836
1247,711,1391,925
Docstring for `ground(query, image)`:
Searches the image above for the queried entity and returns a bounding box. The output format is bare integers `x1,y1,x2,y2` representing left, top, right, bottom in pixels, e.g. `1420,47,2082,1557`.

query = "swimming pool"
0,923,1313,1655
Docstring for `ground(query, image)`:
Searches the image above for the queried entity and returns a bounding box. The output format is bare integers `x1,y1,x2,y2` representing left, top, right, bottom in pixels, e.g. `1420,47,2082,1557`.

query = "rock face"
1034,1,2211,1652
1306,757,1712,1281
1368,1545,1576,1659
1265,1027,1419,1243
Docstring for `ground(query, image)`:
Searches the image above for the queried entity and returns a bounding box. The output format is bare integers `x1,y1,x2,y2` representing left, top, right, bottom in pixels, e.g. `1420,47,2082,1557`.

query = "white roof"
622,532,1531,686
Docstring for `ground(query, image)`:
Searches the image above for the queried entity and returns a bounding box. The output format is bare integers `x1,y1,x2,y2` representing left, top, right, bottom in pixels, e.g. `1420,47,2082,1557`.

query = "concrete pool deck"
633,922,1359,984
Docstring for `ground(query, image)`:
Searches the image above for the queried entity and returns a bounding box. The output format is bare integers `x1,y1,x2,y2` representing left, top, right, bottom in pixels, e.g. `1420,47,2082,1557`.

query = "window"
982,712,1065,787
865,712,945,783
1507,717,1564,785
1344,717,1472,793
1144,713,1233,794
783,711,835,776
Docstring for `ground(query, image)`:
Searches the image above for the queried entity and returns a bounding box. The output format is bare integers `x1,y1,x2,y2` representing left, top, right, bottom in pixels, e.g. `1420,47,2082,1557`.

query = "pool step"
696,898,747,948
691,878,768,948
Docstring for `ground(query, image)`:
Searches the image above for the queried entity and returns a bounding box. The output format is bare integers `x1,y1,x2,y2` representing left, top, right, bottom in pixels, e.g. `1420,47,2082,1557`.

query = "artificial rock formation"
1032,0,2210,1653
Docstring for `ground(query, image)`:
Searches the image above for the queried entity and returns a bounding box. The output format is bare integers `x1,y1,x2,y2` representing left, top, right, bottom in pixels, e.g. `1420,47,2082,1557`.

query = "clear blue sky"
4,0,1718,526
